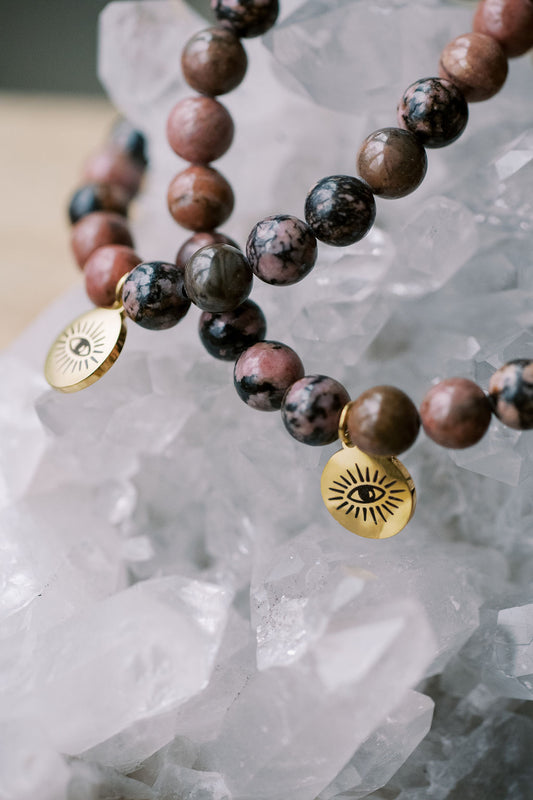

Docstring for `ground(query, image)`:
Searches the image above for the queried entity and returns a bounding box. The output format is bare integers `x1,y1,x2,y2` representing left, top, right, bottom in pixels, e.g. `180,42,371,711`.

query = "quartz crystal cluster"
2,0,533,798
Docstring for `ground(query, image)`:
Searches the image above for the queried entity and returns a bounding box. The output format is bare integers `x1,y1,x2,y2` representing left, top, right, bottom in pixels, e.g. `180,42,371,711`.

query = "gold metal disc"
321,445,416,539
44,307,127,393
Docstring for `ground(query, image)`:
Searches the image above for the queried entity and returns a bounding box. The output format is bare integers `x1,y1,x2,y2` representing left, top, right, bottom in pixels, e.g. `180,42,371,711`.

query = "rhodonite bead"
168,166,234,232
397,77,468,148
212,0,279,38
246,215,317,285
199,299,266,360
488,360,533,429
122,262,191,330
234,340,305,411
82,145,144,198
182,28,248,96
345,386,420,456
84,245,142,307
176,231,239,270
281,375,350,446
356,128,427,199
71,212,134,269
305,175,376,247
420,378,492,447
439,32,508,102
473,0,533,57
68,183,129,224
185,244,253,312
166,97,234,164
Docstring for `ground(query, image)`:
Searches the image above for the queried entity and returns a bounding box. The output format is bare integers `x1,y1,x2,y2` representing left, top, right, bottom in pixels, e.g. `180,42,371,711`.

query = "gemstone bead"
82,145,144,198
281,375,350,446
70,212,134,269
488,360,533,429
211,0,280,38
344,386,420,456
122,262,191,330
166,97,234,164
199,299,266,360
185,244,253,312
420,378,492,447
168,166,234,232
176,231,240,270
109,118,148,167
182,27,248,96
397,77,468,148
234,341,305,411
246,215,318,285
84,245,142,307
356,128,427,199
305,175,376,247
68,183,129,224
473,0,533,58
439,32,508,102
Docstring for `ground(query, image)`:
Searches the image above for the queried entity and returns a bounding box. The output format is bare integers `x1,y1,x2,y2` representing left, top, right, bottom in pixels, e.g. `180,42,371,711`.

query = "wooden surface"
1,93,115,349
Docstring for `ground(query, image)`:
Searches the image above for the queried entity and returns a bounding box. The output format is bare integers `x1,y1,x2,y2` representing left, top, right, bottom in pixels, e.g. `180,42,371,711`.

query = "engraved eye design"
327,463,406,525
53,320,106,375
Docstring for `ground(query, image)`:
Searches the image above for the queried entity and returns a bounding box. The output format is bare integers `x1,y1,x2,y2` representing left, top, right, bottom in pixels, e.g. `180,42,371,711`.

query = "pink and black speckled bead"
305,175,376,247
212,0,279,38
281,375,350,446
246,215,318,286
397,77,468,148
199,299,266,361
122,262,191,330
234,340,305,411
489,360,533,430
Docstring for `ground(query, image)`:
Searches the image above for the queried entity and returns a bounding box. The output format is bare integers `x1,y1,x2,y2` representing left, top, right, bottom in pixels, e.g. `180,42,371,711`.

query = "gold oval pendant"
321,445,416,539
44,307,127,393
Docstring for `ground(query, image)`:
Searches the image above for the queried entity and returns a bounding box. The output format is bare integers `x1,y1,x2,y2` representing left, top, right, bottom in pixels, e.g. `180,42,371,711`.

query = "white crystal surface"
2,0,533,797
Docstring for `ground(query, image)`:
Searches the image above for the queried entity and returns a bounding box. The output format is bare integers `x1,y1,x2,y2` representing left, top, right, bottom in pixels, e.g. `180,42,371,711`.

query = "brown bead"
345,386,420,456
84,245,142,307
167,96,234,164
357,128,427,199
168,165,234,232
70,212,134,270
488,359,533,429
181,27,248,96
420,378,492,448
439,32,508,102
473,0,533,58
82,145,144,198
176,231,239,269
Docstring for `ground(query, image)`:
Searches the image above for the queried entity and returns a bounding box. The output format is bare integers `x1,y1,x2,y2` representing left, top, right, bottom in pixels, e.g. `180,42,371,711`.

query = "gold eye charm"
44,306,127,393
321,406,416,539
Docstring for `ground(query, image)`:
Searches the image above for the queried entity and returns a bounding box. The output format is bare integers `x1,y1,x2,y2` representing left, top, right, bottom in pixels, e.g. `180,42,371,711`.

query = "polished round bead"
473,0,533,58
397,77,468,148
110,118,148,167
167,97,234,164
420,378,492,447
305,175,376,247
82,145,144,197
199,299,266,360
68,183,129,224
488,360,533,430
70,212,134,270
439,32,508,102
246,215,318,285
176,231,239,270
211,0,279,38
168,166,234,232
182,27,248,96
185,244,253,312
122,262,191,330
282,375,350,446
234,341,304,411
84,245,142,307
356,128,427,199
345,386,420,456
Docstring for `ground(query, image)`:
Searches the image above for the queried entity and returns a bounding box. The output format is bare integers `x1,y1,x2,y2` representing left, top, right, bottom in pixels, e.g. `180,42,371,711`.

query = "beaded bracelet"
45,0,533,541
